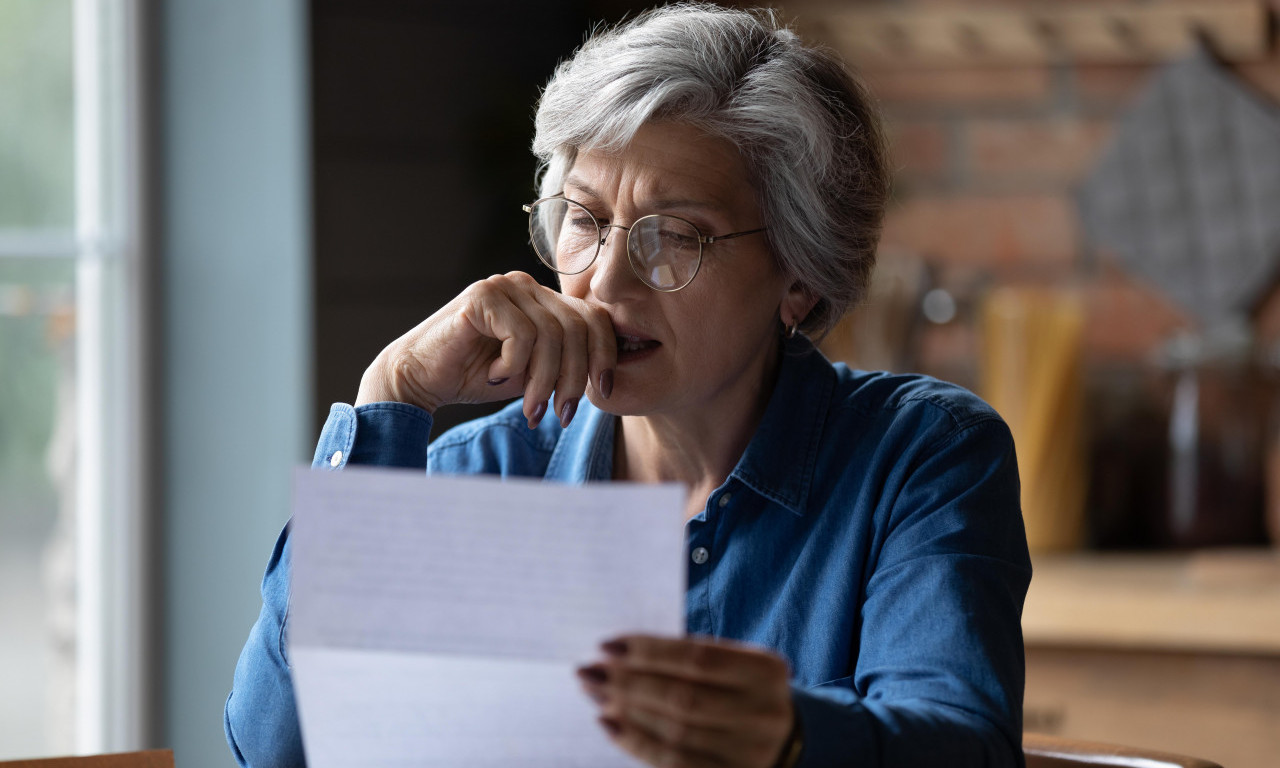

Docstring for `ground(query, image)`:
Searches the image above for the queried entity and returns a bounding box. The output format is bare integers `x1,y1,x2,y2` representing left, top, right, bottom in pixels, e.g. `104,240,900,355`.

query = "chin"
585,387,663,418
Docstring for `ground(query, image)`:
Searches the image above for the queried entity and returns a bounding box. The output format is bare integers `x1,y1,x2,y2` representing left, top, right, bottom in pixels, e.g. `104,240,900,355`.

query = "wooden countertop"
1022,549,1280,655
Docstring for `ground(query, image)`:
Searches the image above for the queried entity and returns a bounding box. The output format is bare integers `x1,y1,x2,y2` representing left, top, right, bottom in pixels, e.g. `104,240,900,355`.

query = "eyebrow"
562,175,728,216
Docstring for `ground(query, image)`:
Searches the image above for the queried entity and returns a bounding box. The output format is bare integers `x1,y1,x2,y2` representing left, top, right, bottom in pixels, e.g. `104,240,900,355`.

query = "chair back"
1025,733,1223,768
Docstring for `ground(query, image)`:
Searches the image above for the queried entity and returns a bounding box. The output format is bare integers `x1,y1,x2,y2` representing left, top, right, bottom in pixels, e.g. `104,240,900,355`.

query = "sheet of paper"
288,467,687,768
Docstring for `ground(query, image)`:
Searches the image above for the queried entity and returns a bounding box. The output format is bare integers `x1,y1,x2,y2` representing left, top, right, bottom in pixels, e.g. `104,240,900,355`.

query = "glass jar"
1156,330,1269,548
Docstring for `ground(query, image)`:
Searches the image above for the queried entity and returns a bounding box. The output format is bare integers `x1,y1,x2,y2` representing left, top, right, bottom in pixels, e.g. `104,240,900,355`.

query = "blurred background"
0,0,1277,767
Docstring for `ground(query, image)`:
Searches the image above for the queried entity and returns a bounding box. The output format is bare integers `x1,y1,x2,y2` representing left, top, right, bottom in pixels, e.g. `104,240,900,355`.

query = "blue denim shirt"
225,338,1031,767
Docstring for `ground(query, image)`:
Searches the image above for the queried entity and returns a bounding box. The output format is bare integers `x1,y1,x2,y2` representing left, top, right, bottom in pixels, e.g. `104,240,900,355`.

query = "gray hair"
532,2,891,334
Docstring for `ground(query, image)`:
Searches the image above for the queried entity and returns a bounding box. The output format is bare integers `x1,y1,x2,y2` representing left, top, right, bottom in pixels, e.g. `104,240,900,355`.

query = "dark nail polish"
576,665,608,684
599,369,614,399
599,716,622,737
528,401,547,429
601,639,628,658
487,377,509,386
559,398,578,428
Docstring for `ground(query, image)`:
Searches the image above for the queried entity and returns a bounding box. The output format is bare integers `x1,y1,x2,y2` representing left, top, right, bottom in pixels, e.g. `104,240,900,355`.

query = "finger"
526,294,589,428
492,275,567,427
603,635,791,694
603,668,775,730
600,714,727,768
619,706,745,764
459,282,535,386
573,300,617,400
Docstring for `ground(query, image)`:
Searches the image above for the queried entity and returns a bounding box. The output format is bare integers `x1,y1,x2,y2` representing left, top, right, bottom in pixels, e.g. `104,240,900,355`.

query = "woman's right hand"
355,271,617,429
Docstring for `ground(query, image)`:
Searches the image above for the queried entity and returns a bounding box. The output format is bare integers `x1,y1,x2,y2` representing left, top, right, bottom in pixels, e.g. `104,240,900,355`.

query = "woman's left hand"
577,635,795,768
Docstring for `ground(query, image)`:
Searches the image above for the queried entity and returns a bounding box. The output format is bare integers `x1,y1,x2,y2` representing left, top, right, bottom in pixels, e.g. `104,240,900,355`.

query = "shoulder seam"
898,391,1000,431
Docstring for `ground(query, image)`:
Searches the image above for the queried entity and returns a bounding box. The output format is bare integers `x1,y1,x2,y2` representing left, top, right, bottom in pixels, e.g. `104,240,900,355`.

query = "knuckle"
468,280,498,300
667,681,699,714
688,643,715,671
590,307,616,336
563,313,588,339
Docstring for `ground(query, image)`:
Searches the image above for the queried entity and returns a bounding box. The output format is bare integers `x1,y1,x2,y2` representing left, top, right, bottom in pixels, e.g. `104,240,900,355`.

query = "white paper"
288,467,686,768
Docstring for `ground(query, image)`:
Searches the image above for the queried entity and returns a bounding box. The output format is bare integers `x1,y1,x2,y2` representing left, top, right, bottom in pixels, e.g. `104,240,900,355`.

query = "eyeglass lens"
527,198,702,291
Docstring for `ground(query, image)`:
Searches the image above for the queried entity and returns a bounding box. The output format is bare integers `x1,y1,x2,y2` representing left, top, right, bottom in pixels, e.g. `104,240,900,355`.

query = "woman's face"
559,121,811,420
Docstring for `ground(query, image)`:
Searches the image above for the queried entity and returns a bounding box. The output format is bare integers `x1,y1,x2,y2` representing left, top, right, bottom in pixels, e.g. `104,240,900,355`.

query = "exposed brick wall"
791,0,1280,374
789,0,1280,547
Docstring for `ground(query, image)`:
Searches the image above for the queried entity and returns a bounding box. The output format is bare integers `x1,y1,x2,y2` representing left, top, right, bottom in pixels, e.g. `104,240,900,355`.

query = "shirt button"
717,493,732,509
691,547,709,565
329,451,343,467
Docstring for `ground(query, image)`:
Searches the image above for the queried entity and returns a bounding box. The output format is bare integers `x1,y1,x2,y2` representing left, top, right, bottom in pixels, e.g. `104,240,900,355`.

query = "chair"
0,751,173,768
1025,733,1224,768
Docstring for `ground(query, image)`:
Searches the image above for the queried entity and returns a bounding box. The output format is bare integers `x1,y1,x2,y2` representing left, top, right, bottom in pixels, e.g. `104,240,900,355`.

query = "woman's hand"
356,271,616,428
578,635,796,768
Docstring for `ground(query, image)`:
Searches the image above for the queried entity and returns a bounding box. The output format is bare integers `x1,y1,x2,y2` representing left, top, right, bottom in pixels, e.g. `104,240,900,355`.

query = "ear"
781,281,820,327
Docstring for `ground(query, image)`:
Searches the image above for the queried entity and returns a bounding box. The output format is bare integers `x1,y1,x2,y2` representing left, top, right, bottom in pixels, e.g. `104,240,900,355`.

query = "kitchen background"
0,1,1277,767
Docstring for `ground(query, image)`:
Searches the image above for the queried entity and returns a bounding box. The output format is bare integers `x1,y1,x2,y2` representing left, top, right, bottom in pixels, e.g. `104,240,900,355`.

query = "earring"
784,320,799,339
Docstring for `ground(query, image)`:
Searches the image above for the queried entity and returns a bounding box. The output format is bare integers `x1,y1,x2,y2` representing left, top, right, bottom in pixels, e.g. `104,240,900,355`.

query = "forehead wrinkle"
563,171,731,216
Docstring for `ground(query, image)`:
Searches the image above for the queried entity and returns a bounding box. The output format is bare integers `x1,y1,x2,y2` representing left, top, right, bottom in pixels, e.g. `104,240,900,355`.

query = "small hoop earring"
785,321,799,339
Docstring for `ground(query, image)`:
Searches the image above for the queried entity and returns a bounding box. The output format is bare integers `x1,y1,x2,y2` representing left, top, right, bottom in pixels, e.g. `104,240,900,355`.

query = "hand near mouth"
355,271,618,429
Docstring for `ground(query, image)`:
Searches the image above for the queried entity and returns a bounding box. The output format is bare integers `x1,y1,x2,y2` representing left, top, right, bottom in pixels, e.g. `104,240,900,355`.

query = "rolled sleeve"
311,401,434,471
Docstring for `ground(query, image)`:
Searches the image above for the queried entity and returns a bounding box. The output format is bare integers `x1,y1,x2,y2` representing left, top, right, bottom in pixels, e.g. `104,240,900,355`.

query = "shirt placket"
685,485,734,636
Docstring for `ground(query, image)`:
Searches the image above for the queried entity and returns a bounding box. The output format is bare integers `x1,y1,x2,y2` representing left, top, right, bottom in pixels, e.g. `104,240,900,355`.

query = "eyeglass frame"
522,194,768,293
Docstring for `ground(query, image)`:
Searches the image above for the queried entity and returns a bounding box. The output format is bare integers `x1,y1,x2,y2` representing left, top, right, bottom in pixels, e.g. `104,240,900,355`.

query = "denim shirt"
225,338,1031,767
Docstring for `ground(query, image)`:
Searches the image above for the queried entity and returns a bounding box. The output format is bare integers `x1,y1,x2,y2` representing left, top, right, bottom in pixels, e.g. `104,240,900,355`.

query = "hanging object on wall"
797,0,1271,67
1077,44,1280,328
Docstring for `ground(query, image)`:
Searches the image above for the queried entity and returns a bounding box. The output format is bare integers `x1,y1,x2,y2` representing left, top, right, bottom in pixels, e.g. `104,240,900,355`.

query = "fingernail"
559,398,578,428
528,401,547,429
585,686,608,705
601,639,628,658
487,377,509,386
599,369,614,399
599,716,622,737
576,664,608,684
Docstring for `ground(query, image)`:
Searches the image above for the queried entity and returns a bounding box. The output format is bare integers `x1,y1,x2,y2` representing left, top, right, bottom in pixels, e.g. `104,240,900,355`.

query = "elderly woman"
226,4,1030,767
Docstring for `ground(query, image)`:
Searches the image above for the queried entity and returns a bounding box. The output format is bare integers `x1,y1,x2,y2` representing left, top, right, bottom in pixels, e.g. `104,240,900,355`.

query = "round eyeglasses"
523,195,767,292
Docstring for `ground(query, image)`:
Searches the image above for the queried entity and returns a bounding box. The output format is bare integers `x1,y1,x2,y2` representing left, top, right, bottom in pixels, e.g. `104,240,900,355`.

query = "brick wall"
789,0,1280,547
792,0,1280,379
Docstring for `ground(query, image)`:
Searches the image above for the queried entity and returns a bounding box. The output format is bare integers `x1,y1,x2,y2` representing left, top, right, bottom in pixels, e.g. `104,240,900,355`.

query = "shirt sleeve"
311,401,435,471
794,417,1032,768
224,401,436,767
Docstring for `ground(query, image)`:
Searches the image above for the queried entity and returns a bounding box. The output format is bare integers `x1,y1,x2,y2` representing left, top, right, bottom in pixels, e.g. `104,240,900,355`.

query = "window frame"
0,0,157,752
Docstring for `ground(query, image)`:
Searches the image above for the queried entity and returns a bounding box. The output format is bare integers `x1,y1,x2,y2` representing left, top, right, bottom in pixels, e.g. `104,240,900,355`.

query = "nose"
589,224,644,303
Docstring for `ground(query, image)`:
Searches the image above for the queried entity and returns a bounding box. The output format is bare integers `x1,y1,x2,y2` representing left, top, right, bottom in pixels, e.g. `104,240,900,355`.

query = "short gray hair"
532,2,890,334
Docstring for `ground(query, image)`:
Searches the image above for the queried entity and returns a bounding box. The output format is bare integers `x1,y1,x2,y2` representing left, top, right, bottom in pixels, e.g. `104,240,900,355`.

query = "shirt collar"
728,336,834,516
544,401,615,483
543,335,834,515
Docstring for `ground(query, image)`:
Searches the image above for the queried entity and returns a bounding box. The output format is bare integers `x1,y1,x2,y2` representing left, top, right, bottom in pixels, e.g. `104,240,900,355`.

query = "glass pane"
0,0,75,228
0,257,76,758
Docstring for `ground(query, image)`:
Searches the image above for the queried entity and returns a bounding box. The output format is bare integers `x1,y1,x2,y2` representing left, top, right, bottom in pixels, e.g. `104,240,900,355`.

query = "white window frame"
0,1,149,752
73,0,152,753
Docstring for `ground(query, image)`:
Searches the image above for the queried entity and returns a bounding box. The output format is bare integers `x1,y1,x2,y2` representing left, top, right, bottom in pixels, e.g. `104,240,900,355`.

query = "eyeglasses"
522,195,767,292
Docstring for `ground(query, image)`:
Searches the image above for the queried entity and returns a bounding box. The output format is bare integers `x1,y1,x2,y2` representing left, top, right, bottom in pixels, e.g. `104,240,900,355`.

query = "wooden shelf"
1022,549,1280,655
791,0,1272,68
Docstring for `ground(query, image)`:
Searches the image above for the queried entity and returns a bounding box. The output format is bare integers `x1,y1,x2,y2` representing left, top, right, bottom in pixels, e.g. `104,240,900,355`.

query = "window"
0,0,150,756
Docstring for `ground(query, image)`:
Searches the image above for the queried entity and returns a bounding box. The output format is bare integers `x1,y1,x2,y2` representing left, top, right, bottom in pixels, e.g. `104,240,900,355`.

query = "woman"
226,5,1031,767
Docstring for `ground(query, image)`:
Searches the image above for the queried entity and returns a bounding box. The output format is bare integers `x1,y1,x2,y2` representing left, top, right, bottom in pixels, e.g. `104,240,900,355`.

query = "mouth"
615,333,661,362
